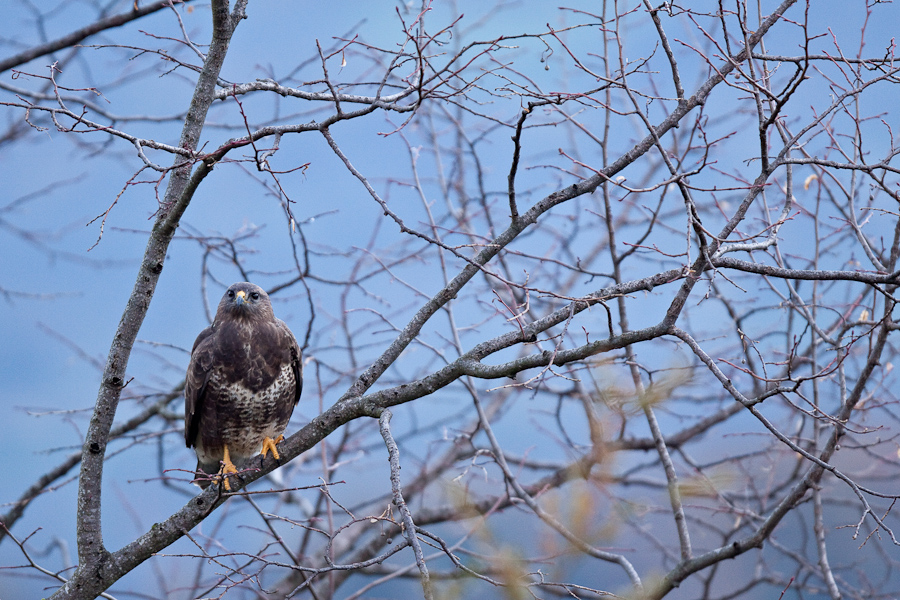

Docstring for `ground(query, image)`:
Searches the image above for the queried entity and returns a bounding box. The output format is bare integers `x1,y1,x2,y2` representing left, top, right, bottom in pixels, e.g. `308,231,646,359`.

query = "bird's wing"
277,319,303,405
184,325,215,448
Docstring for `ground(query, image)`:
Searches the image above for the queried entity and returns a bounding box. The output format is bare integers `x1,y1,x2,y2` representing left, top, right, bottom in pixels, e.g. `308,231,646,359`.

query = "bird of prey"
185,282,302,490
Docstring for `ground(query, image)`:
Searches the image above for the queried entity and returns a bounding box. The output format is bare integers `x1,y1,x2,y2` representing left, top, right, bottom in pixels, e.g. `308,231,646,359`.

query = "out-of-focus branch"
0,387,182,547
0,0,198,74
469,392,644,590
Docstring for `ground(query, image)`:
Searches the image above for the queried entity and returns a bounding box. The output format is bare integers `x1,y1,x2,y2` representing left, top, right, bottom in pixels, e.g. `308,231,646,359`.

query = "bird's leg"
218,444,239,491
260,435,284,461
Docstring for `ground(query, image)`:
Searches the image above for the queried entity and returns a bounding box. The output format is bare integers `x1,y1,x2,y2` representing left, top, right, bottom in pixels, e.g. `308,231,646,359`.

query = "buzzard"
185,282,302,490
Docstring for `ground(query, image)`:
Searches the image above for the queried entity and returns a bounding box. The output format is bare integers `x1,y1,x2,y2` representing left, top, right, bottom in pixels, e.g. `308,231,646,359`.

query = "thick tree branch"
54,2,245,598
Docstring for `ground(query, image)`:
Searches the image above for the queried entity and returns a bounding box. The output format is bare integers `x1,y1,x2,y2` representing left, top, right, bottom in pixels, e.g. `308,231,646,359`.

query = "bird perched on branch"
185,282,302,490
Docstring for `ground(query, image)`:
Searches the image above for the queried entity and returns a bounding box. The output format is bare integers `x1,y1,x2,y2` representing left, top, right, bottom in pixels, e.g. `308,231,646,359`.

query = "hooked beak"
235,290,247,305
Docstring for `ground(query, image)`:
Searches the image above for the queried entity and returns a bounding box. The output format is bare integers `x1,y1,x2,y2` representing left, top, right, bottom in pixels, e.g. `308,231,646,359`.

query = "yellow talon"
261,435,284,460
218,444,239,491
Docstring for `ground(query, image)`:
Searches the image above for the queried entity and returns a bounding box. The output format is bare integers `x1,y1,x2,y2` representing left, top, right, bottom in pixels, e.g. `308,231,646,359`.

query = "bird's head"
216,282,275,322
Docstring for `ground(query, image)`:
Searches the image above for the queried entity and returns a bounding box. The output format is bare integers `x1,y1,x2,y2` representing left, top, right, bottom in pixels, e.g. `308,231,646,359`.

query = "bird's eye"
227,290,235,298
251,292,260,300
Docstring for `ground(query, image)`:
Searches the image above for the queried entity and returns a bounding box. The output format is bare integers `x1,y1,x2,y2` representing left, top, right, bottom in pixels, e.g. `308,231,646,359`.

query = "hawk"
185,282,302,490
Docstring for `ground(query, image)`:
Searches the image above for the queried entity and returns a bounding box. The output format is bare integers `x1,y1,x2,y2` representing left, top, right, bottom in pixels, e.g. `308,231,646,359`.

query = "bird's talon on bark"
218,445,239,491
260,435,284,461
